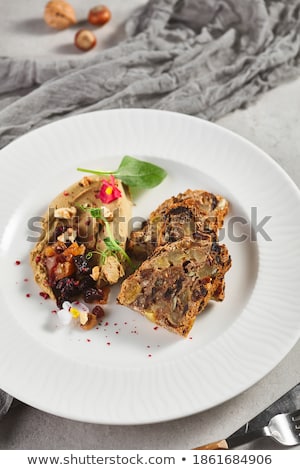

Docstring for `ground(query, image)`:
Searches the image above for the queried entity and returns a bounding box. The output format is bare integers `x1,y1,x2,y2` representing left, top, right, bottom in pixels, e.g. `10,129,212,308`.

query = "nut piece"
102,255,125,284
79,176,93,187
44,0,77,30
54,206,77,219
88,5,111,26
74,29,97,51
90,266,100,281
80,313,98,330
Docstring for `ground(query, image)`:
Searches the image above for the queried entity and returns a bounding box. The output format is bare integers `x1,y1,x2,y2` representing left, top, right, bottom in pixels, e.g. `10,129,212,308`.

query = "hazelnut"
88,5,111,26
74,29,97,51
44,0,77,30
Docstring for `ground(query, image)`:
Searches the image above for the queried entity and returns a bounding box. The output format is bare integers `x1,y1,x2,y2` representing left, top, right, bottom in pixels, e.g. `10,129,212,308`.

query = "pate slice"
117,235,232,337
127,189,228,261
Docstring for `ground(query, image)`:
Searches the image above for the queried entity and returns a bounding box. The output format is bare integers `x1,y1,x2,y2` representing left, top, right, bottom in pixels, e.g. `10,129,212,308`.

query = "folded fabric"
1,0,300,417
0,390,13,419
1,0,300,149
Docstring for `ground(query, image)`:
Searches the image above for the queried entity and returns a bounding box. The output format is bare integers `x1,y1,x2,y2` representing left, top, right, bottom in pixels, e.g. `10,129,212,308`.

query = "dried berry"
92,305,105,320
78,276,95,292
74,255,91,275
54,277,79,307
83,287,104,303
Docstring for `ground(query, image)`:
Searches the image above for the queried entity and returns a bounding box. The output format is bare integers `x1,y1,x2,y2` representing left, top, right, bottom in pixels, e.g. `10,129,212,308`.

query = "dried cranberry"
92,305,105,320
83,287,104,303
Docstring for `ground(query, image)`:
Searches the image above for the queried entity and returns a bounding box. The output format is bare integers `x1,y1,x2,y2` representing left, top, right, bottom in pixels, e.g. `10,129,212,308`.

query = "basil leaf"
114,156,167,188
77,156,167,189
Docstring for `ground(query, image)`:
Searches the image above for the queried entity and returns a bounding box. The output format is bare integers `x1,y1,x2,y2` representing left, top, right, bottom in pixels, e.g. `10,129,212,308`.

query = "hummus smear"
30,175,132,312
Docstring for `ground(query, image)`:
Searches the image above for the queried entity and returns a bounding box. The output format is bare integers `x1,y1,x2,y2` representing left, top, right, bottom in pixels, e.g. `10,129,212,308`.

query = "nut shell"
88,5,111,26
74,29,97,51
44,0,77,30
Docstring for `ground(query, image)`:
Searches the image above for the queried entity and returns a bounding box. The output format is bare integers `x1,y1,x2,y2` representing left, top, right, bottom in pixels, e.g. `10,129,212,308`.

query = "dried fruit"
83,287,104,303
74,29,97,51
54,277,80,307
88,5,111,26
74,255,91,275
44,0,77,30
92,305,105,320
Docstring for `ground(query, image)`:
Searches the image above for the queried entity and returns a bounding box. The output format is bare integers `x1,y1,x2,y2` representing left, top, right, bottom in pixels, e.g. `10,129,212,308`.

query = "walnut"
44,0,77,30
90,266,100,281
80,176,93,187
54,206,77,219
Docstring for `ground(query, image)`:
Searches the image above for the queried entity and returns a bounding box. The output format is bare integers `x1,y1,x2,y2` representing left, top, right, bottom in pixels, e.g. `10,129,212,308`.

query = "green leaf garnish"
77,155,167,189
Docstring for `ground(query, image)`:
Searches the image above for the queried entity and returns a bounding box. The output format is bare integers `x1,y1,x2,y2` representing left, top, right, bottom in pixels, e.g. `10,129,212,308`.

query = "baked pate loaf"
117,235,231,337
127,189,228,260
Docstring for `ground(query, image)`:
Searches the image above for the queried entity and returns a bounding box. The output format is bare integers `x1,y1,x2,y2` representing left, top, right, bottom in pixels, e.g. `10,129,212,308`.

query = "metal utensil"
193,383,300,449
194,409,300,449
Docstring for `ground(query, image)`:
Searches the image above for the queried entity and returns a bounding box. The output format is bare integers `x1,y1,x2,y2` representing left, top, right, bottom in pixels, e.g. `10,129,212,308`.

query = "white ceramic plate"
0,109,300,425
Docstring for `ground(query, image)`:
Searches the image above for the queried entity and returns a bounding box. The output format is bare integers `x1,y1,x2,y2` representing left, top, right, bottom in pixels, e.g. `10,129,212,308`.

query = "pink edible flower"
97,175,122,203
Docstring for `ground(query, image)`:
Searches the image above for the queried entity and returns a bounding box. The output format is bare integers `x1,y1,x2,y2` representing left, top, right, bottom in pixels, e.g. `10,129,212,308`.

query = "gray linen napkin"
1,0,300,149
1,0,300,417
0,391,13,418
